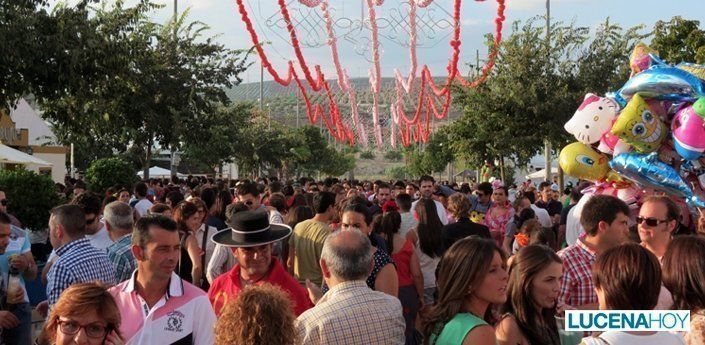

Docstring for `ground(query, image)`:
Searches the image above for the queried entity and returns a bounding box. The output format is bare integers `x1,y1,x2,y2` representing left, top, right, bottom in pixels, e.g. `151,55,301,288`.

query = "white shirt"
86,221,114,252
581,330,685,345
134,198,153,217
566,195,591,245
530,204,553,228
399,212,418,239
411,199,449,225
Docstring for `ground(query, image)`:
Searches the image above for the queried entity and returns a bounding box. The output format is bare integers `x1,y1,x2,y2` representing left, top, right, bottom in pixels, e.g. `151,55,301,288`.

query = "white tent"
525,167,559,180
136,166,186,178
0,144,52,166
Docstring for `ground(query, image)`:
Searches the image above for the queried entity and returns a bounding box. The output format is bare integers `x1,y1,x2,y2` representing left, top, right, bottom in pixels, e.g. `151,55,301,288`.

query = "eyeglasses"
57,319,110,338
0,199,7,206
85,217,97,225
636,216,670,227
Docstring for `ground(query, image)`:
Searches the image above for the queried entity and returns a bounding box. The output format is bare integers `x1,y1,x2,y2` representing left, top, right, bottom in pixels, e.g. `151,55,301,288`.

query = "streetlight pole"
544,0,552,183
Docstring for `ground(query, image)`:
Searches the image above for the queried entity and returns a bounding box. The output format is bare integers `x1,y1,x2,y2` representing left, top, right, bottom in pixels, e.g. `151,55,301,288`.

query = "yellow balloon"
559,142,610,181
611,94,667,153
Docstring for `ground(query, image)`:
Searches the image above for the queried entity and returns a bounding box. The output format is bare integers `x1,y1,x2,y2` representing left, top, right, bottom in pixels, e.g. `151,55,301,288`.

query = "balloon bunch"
560,44,705,208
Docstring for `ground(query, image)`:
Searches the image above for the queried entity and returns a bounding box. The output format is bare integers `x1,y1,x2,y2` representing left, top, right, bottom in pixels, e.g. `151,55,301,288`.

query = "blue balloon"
609,152,705,208
619,66,705,102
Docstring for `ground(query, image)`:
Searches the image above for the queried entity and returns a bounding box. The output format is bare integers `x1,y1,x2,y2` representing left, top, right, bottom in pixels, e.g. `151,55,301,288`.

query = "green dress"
429,313,488,345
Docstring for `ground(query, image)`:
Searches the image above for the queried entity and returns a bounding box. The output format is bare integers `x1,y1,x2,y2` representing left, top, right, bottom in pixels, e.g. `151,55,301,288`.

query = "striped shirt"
296,280,405,345
46,238,117,305
107,234,136,283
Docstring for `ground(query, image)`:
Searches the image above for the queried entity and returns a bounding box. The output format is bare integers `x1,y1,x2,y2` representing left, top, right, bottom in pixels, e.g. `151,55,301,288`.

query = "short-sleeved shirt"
109,271,216,345
289,219,330,285
107,234,136,283
208,260,312,316
0,225,31,303
558,238,597,308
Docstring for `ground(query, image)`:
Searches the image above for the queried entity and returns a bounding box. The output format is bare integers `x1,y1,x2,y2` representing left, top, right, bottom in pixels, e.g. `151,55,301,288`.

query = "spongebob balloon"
559,142,612,181
611,93,667,153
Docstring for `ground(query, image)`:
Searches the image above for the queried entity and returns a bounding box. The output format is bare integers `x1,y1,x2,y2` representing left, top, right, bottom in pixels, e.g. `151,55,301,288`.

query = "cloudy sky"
95,0,705,83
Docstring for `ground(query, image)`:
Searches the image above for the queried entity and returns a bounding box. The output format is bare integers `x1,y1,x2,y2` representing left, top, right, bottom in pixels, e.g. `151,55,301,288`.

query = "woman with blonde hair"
422,236,508,345
215,284,299,345
39,282,123,345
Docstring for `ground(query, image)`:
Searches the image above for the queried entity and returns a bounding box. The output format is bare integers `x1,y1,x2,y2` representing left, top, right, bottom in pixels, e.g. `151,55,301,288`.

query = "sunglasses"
86,217,97,225
0,199,7,206
636,216,670,227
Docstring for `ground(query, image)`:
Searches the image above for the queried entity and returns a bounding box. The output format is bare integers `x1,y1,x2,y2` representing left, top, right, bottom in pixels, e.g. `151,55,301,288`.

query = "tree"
34,2,252,177
85,157,138,195
406,128,454,177
650,16,705,64
449,17,646,169
181,102,255,169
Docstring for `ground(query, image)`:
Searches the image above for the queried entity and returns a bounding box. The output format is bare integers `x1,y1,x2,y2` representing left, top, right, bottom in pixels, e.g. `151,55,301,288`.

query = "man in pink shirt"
109,215,215,344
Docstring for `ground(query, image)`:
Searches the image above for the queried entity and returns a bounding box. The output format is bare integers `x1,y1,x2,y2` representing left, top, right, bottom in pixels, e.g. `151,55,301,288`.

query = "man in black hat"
207,210,313,316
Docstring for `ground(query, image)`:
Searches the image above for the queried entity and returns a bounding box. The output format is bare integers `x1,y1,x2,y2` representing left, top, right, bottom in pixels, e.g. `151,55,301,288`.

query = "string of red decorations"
233,0,506,147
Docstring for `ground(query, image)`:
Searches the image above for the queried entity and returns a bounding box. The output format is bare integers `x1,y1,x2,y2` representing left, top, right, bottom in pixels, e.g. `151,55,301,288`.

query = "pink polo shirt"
109,271,216,345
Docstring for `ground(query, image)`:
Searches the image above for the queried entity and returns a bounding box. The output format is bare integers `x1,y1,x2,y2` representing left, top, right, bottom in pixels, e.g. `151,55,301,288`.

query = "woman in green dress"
421,236,508,345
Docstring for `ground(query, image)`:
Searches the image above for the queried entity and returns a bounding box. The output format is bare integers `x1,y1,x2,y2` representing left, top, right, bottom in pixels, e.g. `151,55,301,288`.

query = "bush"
85,157,137,195
386,166,408,180
359,150,375,160
0,169,62,231
383,150,403,161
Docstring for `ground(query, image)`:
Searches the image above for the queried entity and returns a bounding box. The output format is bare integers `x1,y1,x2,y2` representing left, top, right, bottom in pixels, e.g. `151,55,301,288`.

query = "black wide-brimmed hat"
211,210,291,247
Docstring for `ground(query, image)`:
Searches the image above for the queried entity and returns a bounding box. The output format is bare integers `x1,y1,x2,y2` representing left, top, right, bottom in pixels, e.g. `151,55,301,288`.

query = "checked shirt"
46,238,117,305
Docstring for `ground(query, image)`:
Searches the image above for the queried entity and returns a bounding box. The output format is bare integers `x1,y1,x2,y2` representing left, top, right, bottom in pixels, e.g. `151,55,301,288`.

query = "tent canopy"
0,144,52,166
136,166,186,178
525,167,559,180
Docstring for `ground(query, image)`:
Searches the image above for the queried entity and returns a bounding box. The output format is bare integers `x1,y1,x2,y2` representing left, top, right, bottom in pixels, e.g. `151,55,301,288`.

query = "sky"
91,0,705,83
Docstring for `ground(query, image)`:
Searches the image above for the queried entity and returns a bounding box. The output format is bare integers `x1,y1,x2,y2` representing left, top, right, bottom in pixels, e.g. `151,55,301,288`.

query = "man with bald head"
296,229,405,345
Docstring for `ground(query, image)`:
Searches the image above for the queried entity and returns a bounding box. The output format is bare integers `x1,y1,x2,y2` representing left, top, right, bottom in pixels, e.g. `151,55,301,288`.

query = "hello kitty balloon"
564,93,620,147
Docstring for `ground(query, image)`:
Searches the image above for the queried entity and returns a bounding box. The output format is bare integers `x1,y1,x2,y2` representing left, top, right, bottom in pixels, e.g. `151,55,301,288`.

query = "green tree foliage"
85,157,138,195
406,128,454,177
449,17,646,169
359,151,375,160
282,125,355,177
650,16,705,64
0,169,61,231
383,150,403,162
15,1,252,177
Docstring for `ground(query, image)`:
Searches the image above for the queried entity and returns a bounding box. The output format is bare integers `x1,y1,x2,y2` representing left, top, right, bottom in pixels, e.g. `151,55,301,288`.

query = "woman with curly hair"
214,284,299,345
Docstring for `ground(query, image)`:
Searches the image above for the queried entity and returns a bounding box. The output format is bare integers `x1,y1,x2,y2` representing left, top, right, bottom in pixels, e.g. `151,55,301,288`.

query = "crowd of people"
0,174,704,344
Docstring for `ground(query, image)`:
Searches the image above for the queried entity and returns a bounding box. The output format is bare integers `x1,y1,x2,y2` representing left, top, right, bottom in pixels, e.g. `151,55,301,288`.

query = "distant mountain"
225,77,462,133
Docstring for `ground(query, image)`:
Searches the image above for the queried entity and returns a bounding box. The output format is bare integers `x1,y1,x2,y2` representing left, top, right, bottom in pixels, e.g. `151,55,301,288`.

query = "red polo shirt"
207,259,313,316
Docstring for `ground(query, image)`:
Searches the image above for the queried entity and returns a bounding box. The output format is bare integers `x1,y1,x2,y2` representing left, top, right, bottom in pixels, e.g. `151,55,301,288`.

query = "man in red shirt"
208,210,313,316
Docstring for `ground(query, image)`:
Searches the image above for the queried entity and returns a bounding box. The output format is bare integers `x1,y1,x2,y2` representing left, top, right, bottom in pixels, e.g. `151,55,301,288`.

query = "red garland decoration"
235,0,505,147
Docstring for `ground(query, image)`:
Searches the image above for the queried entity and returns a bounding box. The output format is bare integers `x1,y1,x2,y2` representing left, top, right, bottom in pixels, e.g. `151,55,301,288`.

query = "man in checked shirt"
557,194,630,310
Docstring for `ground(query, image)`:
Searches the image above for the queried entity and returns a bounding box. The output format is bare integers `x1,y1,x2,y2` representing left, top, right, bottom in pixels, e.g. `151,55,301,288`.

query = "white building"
4,99,67,183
